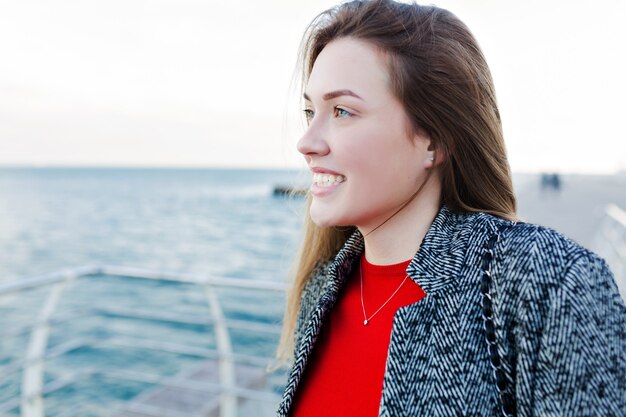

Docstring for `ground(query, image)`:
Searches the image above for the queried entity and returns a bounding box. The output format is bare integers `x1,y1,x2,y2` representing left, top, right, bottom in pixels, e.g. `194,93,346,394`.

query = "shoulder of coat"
493,219,609,290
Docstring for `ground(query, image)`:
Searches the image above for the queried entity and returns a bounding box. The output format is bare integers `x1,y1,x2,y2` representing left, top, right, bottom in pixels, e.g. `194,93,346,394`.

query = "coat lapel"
406,205,478,293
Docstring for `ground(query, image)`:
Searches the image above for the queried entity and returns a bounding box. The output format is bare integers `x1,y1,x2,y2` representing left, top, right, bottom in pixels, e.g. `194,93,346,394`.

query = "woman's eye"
334,107,352,119
303,109,314,124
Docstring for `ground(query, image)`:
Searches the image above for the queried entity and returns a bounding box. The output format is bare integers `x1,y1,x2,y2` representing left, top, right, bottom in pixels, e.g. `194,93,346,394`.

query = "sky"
0,0,624,173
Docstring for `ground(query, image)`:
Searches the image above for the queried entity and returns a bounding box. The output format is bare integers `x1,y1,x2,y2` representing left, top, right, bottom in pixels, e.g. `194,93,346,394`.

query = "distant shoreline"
0,165,304,171
0,165,624,177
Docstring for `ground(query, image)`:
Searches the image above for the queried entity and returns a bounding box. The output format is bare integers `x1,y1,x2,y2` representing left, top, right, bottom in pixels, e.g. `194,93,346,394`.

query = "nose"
297,124,330,159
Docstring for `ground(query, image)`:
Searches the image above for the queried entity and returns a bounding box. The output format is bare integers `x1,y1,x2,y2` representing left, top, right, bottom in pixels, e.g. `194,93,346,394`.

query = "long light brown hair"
277,0,517,362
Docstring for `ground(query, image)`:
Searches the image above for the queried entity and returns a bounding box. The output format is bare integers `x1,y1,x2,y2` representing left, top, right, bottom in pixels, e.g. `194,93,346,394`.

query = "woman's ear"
426,143,446,168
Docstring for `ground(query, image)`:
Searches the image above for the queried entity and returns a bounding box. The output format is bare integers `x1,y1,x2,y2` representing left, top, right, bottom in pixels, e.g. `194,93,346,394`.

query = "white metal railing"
21,272,73,417
0,265,286,295
0,266,287,417
595,204,626,300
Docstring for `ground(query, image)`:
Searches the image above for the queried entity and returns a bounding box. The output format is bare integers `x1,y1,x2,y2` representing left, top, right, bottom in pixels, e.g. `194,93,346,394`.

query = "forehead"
306,37,392,101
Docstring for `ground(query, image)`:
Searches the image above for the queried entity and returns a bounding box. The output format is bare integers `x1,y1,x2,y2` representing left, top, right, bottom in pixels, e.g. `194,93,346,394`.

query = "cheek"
349,142,426,201
345,136,418,182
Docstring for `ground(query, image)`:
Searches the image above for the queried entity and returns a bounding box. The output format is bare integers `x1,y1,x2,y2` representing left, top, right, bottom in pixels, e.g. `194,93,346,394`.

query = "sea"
0,167,308,284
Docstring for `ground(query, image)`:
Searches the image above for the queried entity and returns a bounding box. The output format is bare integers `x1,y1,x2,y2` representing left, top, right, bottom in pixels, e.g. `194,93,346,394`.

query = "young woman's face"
298,37,435,230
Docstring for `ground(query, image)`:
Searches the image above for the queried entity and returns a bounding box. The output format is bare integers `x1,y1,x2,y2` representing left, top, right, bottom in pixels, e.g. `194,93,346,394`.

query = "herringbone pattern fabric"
277,206,626,417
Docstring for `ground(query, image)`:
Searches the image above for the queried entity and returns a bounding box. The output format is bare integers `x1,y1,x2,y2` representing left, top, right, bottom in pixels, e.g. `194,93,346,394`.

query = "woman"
277,1,626,416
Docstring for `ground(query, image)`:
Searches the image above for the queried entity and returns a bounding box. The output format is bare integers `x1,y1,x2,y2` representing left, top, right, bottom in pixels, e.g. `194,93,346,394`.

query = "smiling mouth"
312,173,346,187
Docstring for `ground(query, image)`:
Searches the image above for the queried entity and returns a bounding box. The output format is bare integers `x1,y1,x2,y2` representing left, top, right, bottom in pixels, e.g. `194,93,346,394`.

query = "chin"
309,213,338,228
309,205,347,228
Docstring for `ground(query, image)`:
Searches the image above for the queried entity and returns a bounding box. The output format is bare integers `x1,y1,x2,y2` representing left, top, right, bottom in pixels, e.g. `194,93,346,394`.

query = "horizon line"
0,163,624,176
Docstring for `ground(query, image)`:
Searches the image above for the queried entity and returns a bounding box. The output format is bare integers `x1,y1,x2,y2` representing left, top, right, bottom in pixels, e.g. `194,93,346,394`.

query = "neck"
358,178,441,266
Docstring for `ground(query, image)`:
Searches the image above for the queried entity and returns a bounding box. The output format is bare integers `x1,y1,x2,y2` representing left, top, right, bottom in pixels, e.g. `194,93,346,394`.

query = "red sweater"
291,255,427,417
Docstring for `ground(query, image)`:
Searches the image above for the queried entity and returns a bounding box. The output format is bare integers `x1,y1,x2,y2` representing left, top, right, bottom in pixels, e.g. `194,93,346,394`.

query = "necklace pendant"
364,319,368,325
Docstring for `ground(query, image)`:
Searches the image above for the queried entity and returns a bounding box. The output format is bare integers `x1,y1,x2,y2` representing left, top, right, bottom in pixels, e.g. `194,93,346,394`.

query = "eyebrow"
303,89,364,101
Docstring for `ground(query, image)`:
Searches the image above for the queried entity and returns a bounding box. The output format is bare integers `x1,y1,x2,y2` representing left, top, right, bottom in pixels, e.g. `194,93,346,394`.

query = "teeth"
313,173,346,187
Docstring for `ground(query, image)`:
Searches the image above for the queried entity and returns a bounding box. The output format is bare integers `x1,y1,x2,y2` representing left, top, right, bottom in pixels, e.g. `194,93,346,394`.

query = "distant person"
552,172,562,190
277,1,626,416
540,172,562,191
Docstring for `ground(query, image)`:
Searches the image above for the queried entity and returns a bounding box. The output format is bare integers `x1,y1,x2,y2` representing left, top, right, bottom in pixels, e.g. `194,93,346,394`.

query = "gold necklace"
359,258,410,326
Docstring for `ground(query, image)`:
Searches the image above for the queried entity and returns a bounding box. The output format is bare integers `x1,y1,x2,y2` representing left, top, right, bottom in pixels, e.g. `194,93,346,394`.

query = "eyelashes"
334,107,352,119
303,107,354,124
303,109,314,124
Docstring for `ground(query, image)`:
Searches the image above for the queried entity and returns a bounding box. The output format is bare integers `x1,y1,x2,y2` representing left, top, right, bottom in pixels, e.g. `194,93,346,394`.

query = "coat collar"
321,204,491,300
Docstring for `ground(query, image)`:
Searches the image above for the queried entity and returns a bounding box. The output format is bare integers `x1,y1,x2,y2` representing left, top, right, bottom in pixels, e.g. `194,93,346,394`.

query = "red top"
291,255,427,417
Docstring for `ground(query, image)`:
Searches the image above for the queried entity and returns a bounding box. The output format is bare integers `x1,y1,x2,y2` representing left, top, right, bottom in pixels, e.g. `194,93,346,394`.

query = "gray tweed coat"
277,205,626,416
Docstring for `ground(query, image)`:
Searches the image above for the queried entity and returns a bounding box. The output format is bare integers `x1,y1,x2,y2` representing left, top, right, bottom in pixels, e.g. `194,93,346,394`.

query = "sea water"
0,167,308,283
